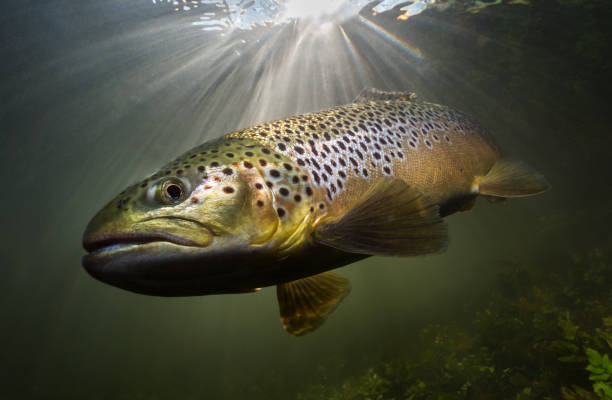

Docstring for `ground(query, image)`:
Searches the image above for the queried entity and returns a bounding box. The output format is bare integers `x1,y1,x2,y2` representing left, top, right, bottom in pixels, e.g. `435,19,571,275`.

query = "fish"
82,88,550,336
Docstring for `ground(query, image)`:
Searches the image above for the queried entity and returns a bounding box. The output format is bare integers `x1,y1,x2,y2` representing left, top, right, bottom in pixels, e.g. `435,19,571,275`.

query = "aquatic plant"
585,347,612,398
297,242,612,400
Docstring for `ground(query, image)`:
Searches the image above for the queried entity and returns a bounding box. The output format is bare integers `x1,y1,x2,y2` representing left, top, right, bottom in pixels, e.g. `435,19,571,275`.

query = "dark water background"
1,0,611,398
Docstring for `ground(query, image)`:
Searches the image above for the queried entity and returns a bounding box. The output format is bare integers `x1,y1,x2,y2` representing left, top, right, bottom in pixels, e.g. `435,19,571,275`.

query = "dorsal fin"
352,88,416,104
313,178,448,256
277,272,351,336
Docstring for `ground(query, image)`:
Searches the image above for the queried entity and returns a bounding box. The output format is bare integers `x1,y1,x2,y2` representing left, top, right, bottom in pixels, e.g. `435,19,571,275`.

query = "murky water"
1,0,611,399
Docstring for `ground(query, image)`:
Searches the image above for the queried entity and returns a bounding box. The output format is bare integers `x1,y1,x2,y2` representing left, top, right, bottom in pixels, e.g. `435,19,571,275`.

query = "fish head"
82,138,315,296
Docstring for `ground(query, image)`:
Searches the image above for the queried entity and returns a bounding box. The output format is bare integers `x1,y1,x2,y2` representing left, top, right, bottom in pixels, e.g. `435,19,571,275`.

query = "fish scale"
227,98,498,217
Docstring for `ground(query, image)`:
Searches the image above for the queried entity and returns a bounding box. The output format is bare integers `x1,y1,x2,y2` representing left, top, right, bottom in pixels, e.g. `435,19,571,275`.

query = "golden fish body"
228,91,500,220
82,89,548,335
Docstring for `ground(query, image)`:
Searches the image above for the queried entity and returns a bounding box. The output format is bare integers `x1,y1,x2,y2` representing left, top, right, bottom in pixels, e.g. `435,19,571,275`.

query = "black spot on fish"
223,186,234,194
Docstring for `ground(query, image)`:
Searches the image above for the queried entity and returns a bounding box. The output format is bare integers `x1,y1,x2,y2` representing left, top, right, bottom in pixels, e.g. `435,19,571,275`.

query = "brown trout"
82,89,549,335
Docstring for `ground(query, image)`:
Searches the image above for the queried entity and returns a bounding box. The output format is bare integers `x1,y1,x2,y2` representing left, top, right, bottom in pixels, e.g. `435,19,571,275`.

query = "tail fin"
475,160,550,198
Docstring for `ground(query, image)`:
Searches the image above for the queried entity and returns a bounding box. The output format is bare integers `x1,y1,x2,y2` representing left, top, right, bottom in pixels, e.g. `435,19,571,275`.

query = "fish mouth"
81,232,259,297
83,232,206,254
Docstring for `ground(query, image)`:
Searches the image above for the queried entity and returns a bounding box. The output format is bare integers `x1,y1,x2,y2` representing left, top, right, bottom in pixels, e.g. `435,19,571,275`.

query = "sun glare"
281,0,347,20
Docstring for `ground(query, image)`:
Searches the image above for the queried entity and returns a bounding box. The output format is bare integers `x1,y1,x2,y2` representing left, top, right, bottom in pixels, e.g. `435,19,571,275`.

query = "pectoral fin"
277,272,351,336
313,178,448,256
475,160,550,198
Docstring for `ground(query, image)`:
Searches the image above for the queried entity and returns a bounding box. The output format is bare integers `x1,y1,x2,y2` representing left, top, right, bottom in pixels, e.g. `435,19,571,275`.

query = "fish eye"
161,180,185,204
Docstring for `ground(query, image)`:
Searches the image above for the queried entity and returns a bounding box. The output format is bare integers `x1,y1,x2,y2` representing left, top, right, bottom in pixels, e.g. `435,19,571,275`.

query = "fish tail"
473,159,551,198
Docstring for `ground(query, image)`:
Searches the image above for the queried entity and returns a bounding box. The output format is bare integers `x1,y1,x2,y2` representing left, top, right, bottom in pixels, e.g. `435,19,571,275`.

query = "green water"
1,0,611,399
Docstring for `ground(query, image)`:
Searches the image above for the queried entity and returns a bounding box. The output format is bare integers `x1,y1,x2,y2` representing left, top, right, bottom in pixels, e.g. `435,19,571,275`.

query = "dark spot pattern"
223,98,470,200
134,98,476,223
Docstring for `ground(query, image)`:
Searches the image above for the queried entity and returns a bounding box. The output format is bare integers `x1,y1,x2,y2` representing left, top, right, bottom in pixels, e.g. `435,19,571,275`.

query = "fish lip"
82,232,205,253
81,239,262,296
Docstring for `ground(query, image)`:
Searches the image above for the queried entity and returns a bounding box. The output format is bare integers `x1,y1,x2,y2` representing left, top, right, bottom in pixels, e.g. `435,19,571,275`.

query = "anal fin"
277,272,351,336
475,160,550,198
314,178,448,256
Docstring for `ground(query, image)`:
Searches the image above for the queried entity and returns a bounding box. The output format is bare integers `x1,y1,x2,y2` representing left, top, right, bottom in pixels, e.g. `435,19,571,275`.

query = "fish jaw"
82,235,270,296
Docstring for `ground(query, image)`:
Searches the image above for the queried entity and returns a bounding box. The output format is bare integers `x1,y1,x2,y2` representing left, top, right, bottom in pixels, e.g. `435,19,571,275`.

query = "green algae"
297,243,612,400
